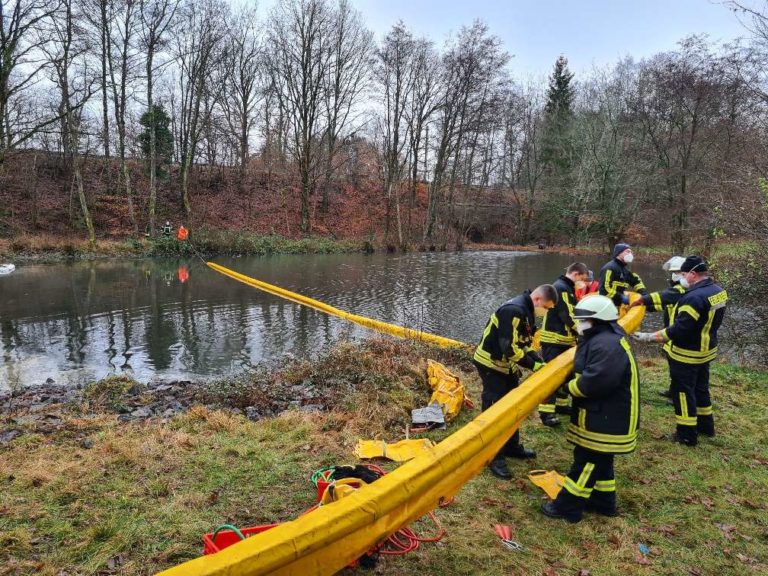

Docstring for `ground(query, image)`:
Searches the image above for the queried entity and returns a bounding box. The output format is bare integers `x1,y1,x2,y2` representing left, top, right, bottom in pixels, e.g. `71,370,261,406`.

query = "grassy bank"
1,341,767,575
0,231,369,262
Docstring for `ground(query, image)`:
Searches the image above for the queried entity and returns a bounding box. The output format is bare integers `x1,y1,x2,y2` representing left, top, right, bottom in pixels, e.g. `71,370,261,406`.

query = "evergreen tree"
139,105,174,178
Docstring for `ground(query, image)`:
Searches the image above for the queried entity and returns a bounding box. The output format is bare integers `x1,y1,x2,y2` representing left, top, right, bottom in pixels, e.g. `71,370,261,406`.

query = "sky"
342,0,750,78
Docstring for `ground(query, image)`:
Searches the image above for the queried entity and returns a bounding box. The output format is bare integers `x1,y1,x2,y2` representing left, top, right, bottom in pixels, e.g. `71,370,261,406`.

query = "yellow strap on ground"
354,438,435,462
207,262,469,349
157,276,644,576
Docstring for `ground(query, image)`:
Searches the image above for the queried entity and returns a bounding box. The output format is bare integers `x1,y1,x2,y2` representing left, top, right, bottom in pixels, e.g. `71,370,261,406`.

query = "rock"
117,414,133,423
45,378,55,384
245,406,261,421
130,407,151,418
299,404,324,413
127,384,143,396
0,429,23,444
161,409,176,418
80,438,94,449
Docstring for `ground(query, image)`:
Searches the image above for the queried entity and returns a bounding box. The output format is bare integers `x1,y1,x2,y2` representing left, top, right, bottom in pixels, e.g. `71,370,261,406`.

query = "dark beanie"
680,255,708,273
613,243,631,258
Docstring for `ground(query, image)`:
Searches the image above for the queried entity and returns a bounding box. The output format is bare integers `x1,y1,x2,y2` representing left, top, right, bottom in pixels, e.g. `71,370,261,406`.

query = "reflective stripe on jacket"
599,258,646,306
473,291,540,374
540,275,577,347
661,278,727,365
641,283,686,328
565,322,640,454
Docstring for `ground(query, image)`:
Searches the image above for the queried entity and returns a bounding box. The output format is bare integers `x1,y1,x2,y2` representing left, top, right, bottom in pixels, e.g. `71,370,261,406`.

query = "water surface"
0,252,667,389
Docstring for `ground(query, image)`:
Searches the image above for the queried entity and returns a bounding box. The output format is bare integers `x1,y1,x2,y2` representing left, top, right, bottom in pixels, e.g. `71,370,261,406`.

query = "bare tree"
174,0,227,215
266,0,332,233
107,0,139,231
139,0,178,234
0,0,62,164
375,21,415,247
218,2,263,174
319,0,371,213
44,0,97,244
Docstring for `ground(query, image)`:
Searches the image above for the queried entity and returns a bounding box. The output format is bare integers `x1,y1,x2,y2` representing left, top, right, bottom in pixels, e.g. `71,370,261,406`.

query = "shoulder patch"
708,290,728,307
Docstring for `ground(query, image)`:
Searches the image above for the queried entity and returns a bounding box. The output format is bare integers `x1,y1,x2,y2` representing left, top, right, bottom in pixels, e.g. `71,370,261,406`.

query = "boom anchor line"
156,261,644,576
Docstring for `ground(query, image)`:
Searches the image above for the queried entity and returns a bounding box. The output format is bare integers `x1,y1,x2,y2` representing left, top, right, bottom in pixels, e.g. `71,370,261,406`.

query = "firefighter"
537,262,590,427
540,295,639,523
162,220,172,237
473,284,558,479
633,256,727,446
599,243,647,307
629,256,686,399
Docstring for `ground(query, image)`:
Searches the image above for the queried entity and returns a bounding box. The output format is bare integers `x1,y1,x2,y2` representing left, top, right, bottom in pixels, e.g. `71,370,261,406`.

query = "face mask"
534,306,548,318
671,273,682,284
679,276,690,289
576,320,593,335
623,253,634,264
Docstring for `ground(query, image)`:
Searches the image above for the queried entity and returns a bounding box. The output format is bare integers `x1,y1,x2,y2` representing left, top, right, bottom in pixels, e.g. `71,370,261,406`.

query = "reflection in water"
0,252,668,389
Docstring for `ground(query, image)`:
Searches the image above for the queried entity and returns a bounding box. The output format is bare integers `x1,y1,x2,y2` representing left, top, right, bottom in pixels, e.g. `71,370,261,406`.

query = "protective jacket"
473,291,542,375
661,278,727,365
641,283,686,328
599,258,646,306
540,275,578,347
565,322,640,454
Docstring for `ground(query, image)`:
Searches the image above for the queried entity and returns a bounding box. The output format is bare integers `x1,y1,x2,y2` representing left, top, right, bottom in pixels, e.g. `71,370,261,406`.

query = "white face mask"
679,276,690,289
576,320,593,335
623,253,634,264
671,273,683,284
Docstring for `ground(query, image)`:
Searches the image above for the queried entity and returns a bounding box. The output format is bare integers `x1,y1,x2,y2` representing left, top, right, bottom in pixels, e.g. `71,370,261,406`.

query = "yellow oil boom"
157,263,645,576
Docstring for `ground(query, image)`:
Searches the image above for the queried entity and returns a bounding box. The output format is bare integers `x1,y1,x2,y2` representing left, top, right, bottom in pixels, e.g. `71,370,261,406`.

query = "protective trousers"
478,365,522,459
538,344,571,415
669,358,714,443
553,445,615,521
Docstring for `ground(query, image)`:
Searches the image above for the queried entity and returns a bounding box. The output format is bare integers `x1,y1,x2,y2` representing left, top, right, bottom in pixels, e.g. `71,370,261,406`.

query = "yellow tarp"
426,359,466,421
354,439,435,462
528,469,566,500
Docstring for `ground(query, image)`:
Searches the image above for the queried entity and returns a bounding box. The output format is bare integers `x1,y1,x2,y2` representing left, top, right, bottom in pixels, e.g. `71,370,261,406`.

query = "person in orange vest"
177,225,188,241
575,270,599,301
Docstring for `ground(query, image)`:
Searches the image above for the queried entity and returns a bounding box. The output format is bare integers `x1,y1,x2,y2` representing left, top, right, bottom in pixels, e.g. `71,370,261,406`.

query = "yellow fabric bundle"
426,360,466,421
354,439,435,462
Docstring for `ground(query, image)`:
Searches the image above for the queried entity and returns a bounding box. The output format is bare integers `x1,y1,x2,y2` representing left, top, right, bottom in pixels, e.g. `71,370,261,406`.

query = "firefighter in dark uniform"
599,243,647,306
541,295,640,523
633,256,727,446
537,262,590,427
629,256,686,398
473,284,558,479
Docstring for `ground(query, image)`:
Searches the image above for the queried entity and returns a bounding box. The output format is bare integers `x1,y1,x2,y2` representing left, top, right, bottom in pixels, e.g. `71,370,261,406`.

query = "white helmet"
573,294,619,321
662,256,686,273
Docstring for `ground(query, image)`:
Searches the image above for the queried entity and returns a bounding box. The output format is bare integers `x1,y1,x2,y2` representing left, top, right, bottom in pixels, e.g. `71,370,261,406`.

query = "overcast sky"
260,0,750,79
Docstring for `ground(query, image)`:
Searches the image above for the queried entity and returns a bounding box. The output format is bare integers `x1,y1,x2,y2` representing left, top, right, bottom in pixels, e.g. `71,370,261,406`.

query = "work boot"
540,414,561,428
505,444,536,459
668,432,697,447
658,389,672,398
585,502,619,517
540,501,581,523
488,458,512,480
697,425,716,438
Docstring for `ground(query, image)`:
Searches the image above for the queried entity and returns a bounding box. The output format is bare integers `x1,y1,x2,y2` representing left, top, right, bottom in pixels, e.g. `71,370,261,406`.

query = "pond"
0,251,669,390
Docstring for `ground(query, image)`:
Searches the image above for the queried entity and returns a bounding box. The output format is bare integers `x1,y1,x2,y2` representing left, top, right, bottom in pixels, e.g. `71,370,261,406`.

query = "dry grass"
0,341,766,575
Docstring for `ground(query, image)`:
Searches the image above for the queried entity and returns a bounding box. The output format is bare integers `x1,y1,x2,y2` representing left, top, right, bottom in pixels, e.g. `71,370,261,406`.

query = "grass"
1,341,767,575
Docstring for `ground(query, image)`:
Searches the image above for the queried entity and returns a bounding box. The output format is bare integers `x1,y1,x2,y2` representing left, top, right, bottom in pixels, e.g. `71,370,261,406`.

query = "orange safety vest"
177,225,188,241
575,280,599,301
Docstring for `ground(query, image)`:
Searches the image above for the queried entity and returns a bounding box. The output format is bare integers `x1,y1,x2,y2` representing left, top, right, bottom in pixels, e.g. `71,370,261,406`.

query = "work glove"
632,331,658,343
533,361,546,372
620,294,630,305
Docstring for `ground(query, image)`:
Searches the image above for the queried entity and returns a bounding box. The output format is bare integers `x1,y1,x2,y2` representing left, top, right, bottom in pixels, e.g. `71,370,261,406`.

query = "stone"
130,407,151,418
